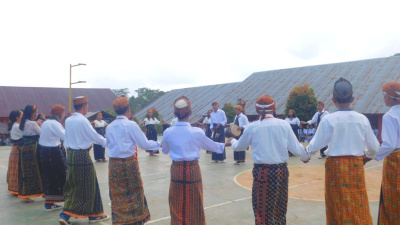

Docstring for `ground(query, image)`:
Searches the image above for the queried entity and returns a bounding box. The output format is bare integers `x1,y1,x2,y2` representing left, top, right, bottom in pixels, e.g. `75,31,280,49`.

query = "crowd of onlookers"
0,134,12,146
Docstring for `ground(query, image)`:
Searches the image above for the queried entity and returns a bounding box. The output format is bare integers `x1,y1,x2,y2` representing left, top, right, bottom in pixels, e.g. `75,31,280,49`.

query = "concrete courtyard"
0,142,383,225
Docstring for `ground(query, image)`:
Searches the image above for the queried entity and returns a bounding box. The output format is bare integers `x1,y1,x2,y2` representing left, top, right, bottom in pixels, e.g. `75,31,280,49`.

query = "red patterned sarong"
169,160,205,225
325,156,372,225
7,143,22,195
109,155,150,225
378,149,400,225
252,163,288,225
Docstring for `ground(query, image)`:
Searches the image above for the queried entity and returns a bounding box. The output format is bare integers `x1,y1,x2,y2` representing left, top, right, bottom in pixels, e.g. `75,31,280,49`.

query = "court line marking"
0,164,7,170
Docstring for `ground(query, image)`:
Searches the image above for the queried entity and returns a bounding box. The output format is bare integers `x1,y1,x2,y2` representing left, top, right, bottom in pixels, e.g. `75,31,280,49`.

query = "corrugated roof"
135,56,400,122
0,86,117,118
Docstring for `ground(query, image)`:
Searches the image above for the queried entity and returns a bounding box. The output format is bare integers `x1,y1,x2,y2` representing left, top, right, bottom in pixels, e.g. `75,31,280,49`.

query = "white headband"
255,102,274,108
175,99,188,108
396,91,400,96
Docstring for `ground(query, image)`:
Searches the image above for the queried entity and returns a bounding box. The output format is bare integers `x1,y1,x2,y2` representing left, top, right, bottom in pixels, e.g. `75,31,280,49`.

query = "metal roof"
135,56,400,122
0,86,117,118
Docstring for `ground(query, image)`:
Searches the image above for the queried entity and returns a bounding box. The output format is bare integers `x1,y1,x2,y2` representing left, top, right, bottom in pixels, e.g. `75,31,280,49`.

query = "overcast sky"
1,1,399,96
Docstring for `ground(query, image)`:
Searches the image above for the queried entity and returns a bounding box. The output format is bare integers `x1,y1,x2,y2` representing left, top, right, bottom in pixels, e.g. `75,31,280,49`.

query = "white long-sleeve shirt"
65,112,106,149
230,114,309,164
210,109,227,129
21,119,41,136
307,110,329,126
144,117,161,125
306,110,379,158
39,119,65,147
170,117,178,126
10,123,22,140
94,120,107,128
162,121,225,161
375,105,400,161
233,113,249,128
106,115,160,158
285,117,300,126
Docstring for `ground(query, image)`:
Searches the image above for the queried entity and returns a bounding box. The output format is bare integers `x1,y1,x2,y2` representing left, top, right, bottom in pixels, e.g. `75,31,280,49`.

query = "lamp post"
69,63,86,112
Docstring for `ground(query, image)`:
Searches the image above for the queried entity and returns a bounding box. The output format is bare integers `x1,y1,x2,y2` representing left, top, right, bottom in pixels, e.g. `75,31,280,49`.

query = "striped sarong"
109,155,150,225
63,149,104,218
7,140,23,195
252,163,288,225
325,156,372,225
169,160,205,225
19,136,43,198
40,146,66,204
378,149,400,225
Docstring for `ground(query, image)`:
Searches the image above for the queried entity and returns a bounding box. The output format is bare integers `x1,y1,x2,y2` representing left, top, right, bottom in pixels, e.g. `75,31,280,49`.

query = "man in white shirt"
301,101,329,158
39,105,67,212
210,102,227,162
365,81,400,224
231,105,249,165
306,78,379,225
227,95,309,225
59,96,109,225
106,95,160,225
162,96,224,225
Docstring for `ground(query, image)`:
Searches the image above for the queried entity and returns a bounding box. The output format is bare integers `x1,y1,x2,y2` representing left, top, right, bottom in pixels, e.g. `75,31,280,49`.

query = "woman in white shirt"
284,109,300,141
6,110,23,197
140,109,162,156
19,105,43,202
92,113,108,162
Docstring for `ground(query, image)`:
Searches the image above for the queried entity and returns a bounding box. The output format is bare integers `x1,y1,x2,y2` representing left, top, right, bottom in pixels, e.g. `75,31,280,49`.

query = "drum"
226,125,241,138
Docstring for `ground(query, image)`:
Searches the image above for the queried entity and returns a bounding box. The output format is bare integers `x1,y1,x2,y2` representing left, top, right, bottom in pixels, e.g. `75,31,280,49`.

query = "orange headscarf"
382,81,400,101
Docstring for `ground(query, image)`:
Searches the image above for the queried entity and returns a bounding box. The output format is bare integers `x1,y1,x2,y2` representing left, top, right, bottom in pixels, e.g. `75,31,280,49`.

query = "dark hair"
115,106,129,115
174,111,191,120
19,105,36,131
8,110,21,131
73,103,86,111
146,112,155,120
289,111,297,118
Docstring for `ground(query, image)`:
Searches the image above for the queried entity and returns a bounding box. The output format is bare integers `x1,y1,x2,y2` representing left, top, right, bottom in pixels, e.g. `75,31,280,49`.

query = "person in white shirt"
228,95,309,225
285,109,300,141
106,95,160,225
200,110,213,154
38,105,67,212
306,78,379,225
19,104,43,203
231,105,249,165
364,81,400,224
162,96,224,225
301,101,329,158
59,96,109,225
6,110,23,197
140,109,163,156
92,112,108,162
210,102,227,162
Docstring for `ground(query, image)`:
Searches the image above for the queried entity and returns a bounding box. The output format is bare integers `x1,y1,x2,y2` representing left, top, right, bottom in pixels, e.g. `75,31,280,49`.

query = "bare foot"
21,198,34,203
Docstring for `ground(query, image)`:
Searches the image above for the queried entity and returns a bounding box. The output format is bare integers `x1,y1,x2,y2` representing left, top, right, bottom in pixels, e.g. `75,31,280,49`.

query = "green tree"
222,103,235,123
111,88,130,97
284,83,318,121
129,88,166,113
104,108,117,116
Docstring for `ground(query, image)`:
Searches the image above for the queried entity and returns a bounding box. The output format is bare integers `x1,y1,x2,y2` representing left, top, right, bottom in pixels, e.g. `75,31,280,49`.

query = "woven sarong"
94,127,106,160
169,160,205,225
63,149,104,218
18,136,43,198
252,163,288,225
109,155,150,225
7,140,23,195
378,149,400,225
234,151,246,162
145,125,159,154
40,146,66,203
325,156,372,225
212,124,226,161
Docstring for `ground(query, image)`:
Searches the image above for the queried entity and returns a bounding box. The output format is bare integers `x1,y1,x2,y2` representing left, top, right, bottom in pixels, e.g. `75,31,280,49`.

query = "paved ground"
0,141,383,225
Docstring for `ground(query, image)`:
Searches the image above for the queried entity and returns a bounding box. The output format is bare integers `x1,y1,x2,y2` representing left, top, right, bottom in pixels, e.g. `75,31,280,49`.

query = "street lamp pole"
69,63,86,112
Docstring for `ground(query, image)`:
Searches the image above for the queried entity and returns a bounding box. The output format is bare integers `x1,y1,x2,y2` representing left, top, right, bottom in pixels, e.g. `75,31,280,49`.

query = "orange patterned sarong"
325,156,373,225
378,149,400,225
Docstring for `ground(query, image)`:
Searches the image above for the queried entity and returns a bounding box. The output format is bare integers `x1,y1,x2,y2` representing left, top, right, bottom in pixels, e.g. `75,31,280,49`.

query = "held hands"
225,137,235,147
300,121,308,125
362,154,372,165
302,147,311,164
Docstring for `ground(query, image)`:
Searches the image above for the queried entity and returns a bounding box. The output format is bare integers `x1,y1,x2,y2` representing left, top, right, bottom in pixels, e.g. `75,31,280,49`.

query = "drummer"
232,105,249,165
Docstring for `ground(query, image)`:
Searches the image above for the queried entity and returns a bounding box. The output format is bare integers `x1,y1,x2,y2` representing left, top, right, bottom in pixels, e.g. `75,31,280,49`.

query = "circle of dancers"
5,78,400,225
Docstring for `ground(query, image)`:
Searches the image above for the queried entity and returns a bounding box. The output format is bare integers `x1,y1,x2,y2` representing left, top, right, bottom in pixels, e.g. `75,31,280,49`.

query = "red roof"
0,86,117,117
